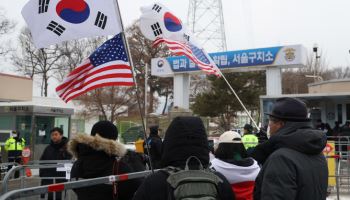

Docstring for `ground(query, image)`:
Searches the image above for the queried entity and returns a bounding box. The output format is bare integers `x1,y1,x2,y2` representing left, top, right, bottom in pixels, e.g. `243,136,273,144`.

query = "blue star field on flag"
89,34,129,67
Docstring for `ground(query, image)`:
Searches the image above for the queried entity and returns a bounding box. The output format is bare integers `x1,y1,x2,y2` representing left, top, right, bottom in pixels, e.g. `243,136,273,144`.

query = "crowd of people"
1,97,337,199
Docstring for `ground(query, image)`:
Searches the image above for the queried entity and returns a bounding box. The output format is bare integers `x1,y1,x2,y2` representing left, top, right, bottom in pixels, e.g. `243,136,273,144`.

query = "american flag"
153,37,221,77
56,34,134,103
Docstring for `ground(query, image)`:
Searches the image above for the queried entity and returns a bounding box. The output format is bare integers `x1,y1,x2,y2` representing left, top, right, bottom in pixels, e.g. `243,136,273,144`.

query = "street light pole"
313,44,321,82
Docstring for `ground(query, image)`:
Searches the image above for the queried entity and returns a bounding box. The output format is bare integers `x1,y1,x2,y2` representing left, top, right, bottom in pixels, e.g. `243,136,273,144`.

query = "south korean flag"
140,2,190,43
21,0,123,48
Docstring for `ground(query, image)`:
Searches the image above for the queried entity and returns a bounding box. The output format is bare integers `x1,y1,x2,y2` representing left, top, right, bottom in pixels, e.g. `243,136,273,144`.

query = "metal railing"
0,170,156,200
1,160,74,195
326,136,350,200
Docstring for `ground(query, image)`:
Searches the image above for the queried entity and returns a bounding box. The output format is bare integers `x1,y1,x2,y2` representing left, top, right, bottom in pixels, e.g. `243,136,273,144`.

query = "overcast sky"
1,0,350,96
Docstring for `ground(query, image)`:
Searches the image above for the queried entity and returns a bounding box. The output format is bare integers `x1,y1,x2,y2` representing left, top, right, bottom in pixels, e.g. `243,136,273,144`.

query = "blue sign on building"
167,46,282,73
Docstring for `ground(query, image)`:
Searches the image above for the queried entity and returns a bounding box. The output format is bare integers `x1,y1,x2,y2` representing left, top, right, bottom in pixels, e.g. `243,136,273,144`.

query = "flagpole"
113,0,154,172
218,70,260,131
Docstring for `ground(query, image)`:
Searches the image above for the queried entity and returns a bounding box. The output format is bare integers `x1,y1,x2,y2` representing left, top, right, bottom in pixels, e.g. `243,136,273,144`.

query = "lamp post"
313,44,321,82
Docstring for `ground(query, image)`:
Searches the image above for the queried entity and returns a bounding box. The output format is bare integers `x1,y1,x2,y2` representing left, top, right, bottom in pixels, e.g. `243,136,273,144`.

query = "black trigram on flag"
152,4,162,13
151,23,162,37
183,34,190,42
46,21,65,36
38,0,50,14
95,12,107,29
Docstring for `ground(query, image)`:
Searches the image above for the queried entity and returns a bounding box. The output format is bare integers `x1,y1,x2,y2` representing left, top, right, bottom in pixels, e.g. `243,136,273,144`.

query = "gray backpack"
165,156,223,200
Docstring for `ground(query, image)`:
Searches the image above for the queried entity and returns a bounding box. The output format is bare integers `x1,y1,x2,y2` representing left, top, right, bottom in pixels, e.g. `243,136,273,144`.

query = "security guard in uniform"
242,124,259,155
5,130,25,164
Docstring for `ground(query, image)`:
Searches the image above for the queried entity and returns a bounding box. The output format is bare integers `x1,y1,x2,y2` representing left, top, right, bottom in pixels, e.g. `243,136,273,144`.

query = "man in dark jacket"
133,116,235,200
253,97,328,200
40,127,71,200
68,121,145,200
143,125,162,169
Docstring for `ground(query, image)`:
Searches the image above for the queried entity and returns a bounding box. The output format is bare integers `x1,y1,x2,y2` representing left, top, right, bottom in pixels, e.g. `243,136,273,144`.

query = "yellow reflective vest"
242,134,259,149
4,137,25,151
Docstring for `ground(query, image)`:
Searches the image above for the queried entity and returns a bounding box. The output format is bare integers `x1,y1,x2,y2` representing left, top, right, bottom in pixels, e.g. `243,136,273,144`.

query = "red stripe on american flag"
59,73,133,100
60,73,133,100
68,62,91,76
164,45,216,71
153,37,219,75
56,65,94,91
56,64,132,96
64,81,134,103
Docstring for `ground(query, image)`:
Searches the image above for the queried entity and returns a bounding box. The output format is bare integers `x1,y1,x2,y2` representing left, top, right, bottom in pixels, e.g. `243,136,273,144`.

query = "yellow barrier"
135,139,144,153
323,141,336,187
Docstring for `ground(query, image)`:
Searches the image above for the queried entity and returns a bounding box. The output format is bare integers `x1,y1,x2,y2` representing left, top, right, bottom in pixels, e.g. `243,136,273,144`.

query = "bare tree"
328,66,350,79
55,37,106,81
78,86,138,122
282,49,329,94
0,8,15,56
126,21,171,113
12,28,64,96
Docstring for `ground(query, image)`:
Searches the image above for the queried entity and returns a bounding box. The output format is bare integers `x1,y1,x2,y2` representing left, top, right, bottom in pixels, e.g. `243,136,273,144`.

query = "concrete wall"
309,81,350,93
0,73,33,101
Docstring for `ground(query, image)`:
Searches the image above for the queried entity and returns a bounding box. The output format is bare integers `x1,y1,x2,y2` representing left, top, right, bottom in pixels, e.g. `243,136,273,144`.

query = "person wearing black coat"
133,116,235,200
40,127,72,200
143,125,162,169
68,121,145,200
253,98,328,200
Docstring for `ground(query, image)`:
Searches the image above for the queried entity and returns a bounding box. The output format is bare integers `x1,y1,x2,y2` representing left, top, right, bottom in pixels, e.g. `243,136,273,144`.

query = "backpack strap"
184,156,204,170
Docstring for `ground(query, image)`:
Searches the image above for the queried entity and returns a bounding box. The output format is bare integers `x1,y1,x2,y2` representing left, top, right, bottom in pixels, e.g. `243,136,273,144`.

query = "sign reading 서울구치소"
151,45,307,76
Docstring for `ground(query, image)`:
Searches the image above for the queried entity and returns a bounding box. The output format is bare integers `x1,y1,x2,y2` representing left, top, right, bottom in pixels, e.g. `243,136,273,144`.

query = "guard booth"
0,97,74,160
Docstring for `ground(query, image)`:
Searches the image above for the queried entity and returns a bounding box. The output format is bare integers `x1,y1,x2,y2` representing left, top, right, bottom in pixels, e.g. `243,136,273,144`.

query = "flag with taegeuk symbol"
139,2,221,77
21,0,122,48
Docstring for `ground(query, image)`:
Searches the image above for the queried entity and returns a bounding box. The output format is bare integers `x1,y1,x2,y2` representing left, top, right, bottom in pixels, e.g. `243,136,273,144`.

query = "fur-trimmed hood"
68,134,127,158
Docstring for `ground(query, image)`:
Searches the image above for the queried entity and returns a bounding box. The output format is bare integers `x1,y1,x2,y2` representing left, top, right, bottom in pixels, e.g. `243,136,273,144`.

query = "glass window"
337,104,343,124
0,116,15,130
16,116,32,146
71,119,85,137
55,117,69,138
35,116,55,144
347,104,350,122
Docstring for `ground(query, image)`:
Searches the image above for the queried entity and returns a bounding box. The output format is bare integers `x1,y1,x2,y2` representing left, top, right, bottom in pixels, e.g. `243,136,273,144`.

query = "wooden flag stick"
113,0,154,172
217,69,260,131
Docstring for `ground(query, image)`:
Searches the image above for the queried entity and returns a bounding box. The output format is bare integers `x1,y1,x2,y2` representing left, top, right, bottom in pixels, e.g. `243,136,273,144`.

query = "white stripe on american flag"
56,59,133,102
58,64,133,96
154,38,219,75
57,59,130,94
63,78,134,102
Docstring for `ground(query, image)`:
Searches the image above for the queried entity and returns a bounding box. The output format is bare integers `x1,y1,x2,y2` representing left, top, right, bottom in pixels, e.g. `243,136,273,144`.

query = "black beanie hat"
244,124,253,132
161,116,209,168
266,97,310,122
91,121,118,140
149,125,159,136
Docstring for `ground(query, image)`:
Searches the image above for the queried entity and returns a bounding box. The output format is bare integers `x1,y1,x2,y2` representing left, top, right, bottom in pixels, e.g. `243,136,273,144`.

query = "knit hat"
91,121,118,140
244,124,253,132
218,131,242,144
161,116,209,168
149,125,159,136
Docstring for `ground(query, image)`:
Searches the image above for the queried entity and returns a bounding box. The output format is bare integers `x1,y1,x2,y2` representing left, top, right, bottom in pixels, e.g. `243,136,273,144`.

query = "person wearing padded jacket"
68,121,145,200
133,116,235,200
210,131,260,200
253,97,328,200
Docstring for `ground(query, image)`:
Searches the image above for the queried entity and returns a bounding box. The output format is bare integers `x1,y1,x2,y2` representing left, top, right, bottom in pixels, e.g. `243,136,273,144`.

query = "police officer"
143,126,162,169
242,124,259,155
5,130,25,164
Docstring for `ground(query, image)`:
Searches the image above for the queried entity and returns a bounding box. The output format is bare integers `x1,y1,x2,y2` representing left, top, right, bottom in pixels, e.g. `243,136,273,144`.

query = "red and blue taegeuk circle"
56,0,90,24
164,12,182,32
